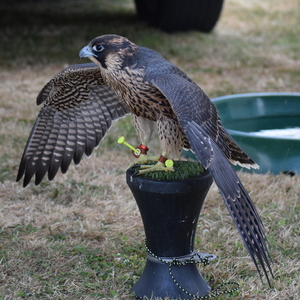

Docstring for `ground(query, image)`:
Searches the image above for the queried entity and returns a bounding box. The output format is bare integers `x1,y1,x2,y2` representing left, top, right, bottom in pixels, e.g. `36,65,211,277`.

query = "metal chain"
145,241,239,300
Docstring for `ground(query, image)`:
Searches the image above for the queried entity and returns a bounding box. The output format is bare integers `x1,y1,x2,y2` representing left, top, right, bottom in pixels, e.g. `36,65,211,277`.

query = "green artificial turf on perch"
132,160,205,181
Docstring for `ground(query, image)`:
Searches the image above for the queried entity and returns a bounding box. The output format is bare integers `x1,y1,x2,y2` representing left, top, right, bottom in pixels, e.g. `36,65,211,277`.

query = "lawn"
0,0,299,299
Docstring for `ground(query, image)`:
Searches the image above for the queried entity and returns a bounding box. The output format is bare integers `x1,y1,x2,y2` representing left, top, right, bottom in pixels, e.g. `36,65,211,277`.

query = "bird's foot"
128,154,159,168
137,161,175,175
133,155,175,175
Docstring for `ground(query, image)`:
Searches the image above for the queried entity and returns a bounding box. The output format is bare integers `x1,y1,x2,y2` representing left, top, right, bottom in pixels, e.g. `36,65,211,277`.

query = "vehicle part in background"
134,0,224,33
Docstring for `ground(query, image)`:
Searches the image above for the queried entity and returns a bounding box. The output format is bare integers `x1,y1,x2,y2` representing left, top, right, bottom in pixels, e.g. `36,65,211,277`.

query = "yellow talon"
138,161,175,175
118,137,174,173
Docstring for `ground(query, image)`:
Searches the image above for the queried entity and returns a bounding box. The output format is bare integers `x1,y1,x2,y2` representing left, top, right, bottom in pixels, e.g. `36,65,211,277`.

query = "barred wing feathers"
151,73,272,284
17,63,130,187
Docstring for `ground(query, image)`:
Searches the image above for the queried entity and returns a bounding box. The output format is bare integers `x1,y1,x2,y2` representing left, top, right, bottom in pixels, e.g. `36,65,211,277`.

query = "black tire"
135,0,224,33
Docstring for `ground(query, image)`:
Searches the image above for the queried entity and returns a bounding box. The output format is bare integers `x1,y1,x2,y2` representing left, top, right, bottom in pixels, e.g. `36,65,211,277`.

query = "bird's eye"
92,45,105,52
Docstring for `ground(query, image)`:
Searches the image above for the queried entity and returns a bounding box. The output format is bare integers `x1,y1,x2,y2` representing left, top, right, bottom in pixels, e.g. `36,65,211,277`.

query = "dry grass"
0,0,299,299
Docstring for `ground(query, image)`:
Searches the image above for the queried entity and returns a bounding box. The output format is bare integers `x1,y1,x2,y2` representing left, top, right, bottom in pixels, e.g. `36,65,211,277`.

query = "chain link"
144,241,239,299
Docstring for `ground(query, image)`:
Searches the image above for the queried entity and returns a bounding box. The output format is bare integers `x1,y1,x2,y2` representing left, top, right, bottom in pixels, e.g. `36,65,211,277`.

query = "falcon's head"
79,34,138,71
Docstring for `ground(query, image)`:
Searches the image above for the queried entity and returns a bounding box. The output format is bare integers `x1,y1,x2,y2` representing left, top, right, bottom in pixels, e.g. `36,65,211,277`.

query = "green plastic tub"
211,93,300,174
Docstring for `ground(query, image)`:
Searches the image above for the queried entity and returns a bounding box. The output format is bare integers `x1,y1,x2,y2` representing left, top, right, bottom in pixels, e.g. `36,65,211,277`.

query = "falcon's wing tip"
257,259,274,287
16,163,29,187
230,159,259,170
16,171,23,183
22,175,32,188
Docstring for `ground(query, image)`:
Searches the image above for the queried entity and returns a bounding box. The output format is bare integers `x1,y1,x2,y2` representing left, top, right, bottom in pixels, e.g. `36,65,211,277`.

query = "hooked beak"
79,45,97,58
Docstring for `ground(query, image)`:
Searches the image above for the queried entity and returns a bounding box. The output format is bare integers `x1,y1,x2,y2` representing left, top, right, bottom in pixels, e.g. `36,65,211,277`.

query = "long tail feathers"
186,121,273,285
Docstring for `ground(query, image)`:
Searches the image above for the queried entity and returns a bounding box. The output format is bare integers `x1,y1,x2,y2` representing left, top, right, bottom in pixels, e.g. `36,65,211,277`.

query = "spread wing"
151,73,273,284
17,63,130,187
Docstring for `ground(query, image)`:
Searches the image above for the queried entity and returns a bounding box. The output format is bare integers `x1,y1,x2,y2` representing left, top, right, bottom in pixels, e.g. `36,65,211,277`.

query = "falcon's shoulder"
148,68,256,168
38,63,103,106
147,69,217,134
17,63,130,187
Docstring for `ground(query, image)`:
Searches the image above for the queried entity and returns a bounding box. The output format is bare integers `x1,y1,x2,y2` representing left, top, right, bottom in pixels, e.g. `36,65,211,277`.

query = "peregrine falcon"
17,34,273,284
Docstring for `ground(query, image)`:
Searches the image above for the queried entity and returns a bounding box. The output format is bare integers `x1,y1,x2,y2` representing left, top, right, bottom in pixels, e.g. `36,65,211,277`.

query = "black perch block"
126,167,214,299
